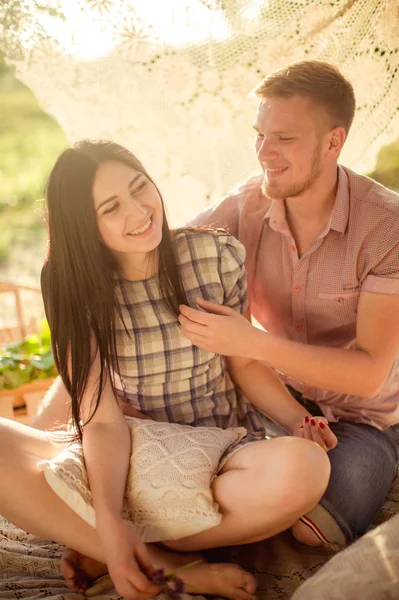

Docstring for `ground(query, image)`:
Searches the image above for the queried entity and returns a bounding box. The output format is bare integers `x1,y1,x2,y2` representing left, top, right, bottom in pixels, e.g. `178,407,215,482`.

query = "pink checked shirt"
194,166,399,430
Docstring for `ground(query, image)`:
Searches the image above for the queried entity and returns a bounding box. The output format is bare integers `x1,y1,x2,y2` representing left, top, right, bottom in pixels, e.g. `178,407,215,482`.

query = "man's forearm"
251,329,385,400
30,376,71,430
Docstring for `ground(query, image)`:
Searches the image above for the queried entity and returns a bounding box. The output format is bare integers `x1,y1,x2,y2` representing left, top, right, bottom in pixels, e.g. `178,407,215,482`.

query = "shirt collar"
330,165,350,234
264,199,289,235
264,165,350,236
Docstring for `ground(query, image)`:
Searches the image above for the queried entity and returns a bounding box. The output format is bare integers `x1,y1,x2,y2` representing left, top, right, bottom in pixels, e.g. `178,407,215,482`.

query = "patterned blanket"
1,475,398,600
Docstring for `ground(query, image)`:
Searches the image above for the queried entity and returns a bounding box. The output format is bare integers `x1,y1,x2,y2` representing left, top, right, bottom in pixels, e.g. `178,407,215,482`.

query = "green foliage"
0,54,10,76
0,1,64,61
0,59,67,267
0,76,67,208
369,141,399,192
0,320,57,390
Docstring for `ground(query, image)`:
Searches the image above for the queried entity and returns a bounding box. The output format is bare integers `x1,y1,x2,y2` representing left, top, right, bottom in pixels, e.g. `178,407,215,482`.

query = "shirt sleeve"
188,175,263,238
218,234,249,314
362,223,399,296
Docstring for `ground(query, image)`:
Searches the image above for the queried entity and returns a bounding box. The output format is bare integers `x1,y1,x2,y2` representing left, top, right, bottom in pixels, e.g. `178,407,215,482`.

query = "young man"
179,60,399,547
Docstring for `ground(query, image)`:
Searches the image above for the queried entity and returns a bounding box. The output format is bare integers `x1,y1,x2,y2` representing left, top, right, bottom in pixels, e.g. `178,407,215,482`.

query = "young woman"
0,140,336,600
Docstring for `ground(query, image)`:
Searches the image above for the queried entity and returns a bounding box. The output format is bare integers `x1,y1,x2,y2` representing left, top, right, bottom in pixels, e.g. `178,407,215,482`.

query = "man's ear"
328,127,346,156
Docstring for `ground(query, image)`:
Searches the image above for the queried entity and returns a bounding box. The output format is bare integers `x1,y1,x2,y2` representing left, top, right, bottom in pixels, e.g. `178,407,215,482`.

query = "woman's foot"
151,544,257,600
61,544,257,599
60,547,107,593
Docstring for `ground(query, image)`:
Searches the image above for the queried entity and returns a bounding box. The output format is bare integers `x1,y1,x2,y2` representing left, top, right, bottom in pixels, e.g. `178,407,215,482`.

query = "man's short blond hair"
253,60,356,134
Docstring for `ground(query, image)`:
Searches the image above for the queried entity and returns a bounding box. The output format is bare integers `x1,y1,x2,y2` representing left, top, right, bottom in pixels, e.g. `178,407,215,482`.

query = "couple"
1,59,398,599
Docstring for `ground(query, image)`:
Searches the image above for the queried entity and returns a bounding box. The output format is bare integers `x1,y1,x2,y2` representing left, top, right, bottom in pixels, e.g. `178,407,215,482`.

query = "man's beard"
262,144,323,201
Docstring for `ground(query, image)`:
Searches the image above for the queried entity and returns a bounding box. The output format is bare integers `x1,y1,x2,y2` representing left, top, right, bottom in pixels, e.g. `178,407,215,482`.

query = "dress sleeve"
218,235,249,314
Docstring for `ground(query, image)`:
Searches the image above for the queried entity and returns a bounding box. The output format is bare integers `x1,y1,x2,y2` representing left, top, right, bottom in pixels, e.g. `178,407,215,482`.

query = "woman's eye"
103,203,118,215
132,182,146,195
279,137,294,142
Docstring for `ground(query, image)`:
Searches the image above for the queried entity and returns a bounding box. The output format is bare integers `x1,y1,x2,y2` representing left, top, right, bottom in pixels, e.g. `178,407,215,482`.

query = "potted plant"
0,320,57,422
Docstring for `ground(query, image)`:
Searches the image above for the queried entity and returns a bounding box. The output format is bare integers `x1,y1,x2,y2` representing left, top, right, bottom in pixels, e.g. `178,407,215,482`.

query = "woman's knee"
221,437,330,515
267,437,331,511
0,417,59,462
0,418,15,455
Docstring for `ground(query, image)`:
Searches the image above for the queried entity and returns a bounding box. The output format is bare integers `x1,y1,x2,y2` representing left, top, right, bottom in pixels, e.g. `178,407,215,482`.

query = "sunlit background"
0,4,398,590
0,0,398,332
42,0,232,58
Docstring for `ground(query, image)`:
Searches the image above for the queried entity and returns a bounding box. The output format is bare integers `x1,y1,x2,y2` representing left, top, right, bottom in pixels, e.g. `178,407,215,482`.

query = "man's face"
254,95,331,200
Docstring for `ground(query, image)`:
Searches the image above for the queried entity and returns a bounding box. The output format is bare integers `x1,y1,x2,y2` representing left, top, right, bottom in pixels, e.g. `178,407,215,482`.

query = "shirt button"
295,323,302,331
290,245,296,252
337,297,343,303
294,285,301,293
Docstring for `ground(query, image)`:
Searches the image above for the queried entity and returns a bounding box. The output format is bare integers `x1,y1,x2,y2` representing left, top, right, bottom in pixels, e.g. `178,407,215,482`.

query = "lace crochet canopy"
1,0,399,225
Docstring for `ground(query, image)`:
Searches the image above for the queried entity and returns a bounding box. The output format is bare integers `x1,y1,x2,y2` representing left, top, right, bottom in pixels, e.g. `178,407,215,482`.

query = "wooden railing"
0,280,45,345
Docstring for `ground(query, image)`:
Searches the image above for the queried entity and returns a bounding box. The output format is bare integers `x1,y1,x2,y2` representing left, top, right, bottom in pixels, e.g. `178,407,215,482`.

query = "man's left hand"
178,298,255,358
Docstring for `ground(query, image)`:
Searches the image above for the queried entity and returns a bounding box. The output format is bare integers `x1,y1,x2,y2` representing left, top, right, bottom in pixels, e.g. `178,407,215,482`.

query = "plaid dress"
113,230,266,463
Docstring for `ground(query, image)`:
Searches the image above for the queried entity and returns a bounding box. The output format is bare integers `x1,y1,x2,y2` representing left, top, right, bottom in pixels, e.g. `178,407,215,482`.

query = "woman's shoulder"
172,227,245,263
172,228,247,309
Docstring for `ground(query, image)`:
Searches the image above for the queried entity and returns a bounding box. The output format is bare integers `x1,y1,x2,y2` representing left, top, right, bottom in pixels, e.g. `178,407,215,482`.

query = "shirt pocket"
318,291,359,301
317,291,360,318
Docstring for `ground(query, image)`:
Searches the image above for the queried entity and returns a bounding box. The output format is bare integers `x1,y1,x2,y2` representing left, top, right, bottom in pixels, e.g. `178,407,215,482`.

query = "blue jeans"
291,391,399,542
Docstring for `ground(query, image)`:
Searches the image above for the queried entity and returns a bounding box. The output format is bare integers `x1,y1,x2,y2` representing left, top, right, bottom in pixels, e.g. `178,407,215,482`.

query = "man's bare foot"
61,544,256,599
60,548,107,592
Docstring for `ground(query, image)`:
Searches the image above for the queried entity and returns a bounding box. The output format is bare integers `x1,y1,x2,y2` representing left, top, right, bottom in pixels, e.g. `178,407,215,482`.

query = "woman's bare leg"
0,418,256,599
30,376,71,430
166,436,330,552
61,436,328,593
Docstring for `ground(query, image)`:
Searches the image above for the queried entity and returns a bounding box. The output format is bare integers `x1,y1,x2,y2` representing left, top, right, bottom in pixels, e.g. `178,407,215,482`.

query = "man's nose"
257,138,279,161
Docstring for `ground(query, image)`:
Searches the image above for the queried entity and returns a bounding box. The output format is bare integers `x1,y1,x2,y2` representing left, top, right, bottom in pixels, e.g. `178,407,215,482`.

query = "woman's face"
93,160,163,266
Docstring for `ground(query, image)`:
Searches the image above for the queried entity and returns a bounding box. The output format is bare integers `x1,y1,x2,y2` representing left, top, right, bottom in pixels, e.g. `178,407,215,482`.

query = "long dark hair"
42,139,188,440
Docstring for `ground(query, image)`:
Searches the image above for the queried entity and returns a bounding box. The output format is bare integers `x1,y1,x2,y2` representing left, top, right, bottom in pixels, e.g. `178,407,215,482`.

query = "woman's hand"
293,416,338,452
97,516,160,600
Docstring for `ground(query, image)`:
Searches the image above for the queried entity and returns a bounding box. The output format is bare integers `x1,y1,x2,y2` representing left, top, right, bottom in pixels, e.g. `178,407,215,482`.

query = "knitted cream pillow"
39,417,246,543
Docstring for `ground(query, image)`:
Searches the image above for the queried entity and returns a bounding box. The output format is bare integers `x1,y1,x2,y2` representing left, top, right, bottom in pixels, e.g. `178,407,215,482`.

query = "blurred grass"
0,57,67,282
371,141,399,192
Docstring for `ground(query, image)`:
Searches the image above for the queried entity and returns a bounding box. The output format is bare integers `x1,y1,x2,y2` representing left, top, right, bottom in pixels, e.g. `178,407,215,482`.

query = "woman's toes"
231,592,257,600
205,563,257,600
240,572,257,595
60,550,79,590
60,548,96,592
228,573,257,600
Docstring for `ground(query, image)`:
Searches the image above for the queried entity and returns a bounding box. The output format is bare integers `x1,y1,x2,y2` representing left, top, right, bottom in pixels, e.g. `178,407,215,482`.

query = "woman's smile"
126,216,153,237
